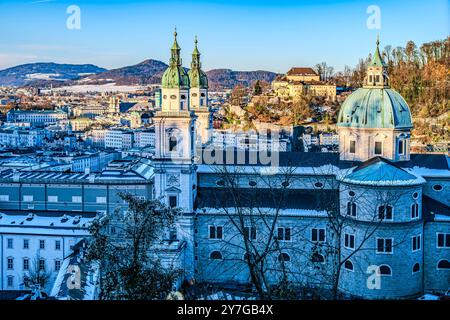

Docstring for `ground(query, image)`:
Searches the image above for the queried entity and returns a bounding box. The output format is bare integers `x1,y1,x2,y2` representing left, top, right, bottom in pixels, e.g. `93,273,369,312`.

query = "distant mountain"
85,61,277,90
0,60,278,90
0,63,106,86
85,59,168,85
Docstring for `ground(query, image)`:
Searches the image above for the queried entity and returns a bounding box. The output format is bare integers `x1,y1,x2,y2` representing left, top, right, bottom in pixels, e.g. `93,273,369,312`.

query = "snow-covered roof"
339,157,426,187
197,207,328,218
0,211,95,235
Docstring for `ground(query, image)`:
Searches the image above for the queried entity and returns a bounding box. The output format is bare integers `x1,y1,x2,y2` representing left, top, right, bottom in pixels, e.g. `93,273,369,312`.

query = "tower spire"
170,26,181,67
191,35,201,69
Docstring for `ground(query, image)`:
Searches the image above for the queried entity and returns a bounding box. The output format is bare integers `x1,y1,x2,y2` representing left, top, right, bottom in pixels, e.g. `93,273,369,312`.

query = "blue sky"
0,0,448,72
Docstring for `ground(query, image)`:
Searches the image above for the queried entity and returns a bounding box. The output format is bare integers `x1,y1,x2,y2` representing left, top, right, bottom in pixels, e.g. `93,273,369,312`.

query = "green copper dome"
188,36,208,88
338,37,412,130
337,88,413,129
161,30,190,89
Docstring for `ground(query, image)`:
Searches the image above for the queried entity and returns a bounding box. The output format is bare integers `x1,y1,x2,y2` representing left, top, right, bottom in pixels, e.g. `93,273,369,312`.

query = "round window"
192,93,198,97
200,93,206,97
412,192,419,199
314,182,323,188
181,95,186,99
249,181,257,187
281,181,290,187
163,95,167,99
433,185,443,192
349,191,356,197
216,180,225,186
170,95,176,99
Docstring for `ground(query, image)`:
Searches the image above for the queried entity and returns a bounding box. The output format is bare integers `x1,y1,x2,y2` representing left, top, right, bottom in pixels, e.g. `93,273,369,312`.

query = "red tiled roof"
286,67,318,76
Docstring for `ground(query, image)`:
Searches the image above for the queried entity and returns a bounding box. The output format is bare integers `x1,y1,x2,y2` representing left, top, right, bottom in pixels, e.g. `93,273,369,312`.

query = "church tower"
337,36,413,162
188,36,211,145
153,30,197,279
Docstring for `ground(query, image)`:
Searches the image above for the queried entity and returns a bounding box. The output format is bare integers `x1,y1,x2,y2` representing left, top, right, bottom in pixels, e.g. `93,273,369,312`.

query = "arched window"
210,251,222,260
378,205,393,220
412,263,420,273
311,253,324,263
169,135,177,152
347,202,357,217
278,253,290,262
437,259,450,270
344,260,354,271
378,265,392,276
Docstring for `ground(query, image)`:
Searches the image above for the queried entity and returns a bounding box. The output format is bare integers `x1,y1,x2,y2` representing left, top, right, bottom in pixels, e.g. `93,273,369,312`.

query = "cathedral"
153,31,450,299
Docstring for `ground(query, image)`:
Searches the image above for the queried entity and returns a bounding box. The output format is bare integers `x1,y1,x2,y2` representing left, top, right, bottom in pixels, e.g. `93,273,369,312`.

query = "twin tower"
157,30,211,147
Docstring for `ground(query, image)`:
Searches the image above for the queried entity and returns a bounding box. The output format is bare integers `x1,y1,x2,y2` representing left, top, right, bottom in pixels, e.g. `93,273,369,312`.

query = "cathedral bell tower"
153,30,197,280
188,36,211,145
154,29,197,211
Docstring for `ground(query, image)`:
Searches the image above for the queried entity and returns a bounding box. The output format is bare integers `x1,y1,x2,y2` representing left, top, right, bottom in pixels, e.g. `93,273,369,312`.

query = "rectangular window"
378,205,393,220
277,227,292,241
55,240,61,251
398,140,404,155
347,202,357,217
437,233,450,248
48,196,58,203
169,229,177,241
376,238,393,254
169,195,178,208
72,196,82,203
23,258,29,271
411,203,419,219
96,196,107,204
412,235,421,252
244,226,257,240
7,238,13,249
374,141,383,155
7,276,13,288
349,140,356,154
23,239,29,249
209,226,223,240
39,240,45,249
311,228,325,242
344,233,355,250
0,195,10,201
39,259,45,271
375,75,380,83
55,260,61,271
7,258,14,270
23,195,34,202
